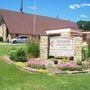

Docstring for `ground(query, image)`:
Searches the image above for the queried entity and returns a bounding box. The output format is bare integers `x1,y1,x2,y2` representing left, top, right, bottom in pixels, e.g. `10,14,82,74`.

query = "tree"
77,21,90,31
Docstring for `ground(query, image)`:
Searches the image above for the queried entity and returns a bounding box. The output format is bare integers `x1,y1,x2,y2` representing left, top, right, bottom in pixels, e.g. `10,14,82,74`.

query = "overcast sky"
0,0,90,22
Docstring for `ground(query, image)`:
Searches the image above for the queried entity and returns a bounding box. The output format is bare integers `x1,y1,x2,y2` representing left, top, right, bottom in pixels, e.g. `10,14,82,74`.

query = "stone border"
46,65,90,75
0,55,14,64
55,70,89,75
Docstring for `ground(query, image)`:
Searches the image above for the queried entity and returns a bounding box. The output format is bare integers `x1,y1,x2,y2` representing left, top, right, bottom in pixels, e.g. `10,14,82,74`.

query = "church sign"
49,36,74,57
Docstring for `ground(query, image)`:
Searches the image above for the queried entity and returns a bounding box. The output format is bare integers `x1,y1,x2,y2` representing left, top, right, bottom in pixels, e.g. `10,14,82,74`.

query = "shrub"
28,59,46,69
8,50,17,61
16,48,27,62
88,44,90,58
27,39,39,58
82,46,88,60
8,48,27,62
0,37,3,42
76,66,82,71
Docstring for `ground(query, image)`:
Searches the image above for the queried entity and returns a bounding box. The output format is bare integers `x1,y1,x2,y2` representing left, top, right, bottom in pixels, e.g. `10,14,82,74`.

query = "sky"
0,0,90,22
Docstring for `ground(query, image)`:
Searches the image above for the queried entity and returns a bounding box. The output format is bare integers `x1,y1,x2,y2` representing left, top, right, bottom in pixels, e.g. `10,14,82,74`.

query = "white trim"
46,28,82,35
82,32,90,34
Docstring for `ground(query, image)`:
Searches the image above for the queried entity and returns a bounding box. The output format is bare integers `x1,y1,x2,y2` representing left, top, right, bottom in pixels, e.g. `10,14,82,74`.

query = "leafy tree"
77,21,90,31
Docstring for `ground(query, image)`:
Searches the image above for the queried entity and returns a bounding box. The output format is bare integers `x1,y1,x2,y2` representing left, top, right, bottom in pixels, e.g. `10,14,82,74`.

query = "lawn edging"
0,55,14,64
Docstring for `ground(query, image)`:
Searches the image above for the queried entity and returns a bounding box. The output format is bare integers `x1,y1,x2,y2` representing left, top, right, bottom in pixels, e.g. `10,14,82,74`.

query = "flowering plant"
58,61,82,71
28,59,46,69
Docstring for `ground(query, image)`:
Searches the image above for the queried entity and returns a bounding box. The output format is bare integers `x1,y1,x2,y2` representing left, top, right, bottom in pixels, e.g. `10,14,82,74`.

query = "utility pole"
33,0,36,35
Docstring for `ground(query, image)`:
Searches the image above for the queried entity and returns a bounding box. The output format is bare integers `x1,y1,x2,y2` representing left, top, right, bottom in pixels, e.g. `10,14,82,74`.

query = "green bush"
8,48,27,62
27,39,39,58
88,44,90,58
8,50,17,61
82,46,89,60
82,44,90,60
0,37,3,42
16,48,27,62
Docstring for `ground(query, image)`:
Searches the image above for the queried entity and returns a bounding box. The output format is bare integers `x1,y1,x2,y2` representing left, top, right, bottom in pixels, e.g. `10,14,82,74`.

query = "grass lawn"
0,43,90,90
0,60,90,90
0,43,26,56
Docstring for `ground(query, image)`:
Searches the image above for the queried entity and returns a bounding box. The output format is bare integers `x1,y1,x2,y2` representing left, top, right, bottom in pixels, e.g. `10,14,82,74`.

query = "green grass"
0,60,90,90
0,43,26,56
0,43,90,90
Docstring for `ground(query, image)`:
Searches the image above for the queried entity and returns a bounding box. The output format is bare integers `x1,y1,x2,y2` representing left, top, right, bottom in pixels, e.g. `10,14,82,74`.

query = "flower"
58,61,81,71
28,59,46,69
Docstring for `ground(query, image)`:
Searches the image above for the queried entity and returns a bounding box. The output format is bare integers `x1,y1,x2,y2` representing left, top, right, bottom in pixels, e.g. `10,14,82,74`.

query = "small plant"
76,66,82,71
0,37,3,42
76,60,82,66
82,61,90,69
27,39,39,58
61,57,69,64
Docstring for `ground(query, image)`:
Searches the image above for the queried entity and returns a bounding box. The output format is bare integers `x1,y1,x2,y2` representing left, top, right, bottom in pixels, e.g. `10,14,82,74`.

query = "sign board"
49,36,74,57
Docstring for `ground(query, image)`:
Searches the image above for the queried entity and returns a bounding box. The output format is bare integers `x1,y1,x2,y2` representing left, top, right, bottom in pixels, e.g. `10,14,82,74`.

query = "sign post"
40,36,48,59
73,37,82,61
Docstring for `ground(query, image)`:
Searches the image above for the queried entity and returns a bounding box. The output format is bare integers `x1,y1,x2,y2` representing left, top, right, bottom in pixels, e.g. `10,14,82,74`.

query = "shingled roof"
0,9,78,35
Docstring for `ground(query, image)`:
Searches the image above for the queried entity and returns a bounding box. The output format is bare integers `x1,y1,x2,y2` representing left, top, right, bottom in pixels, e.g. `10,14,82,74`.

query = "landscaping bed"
2,55,90,75
1,40,90,75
